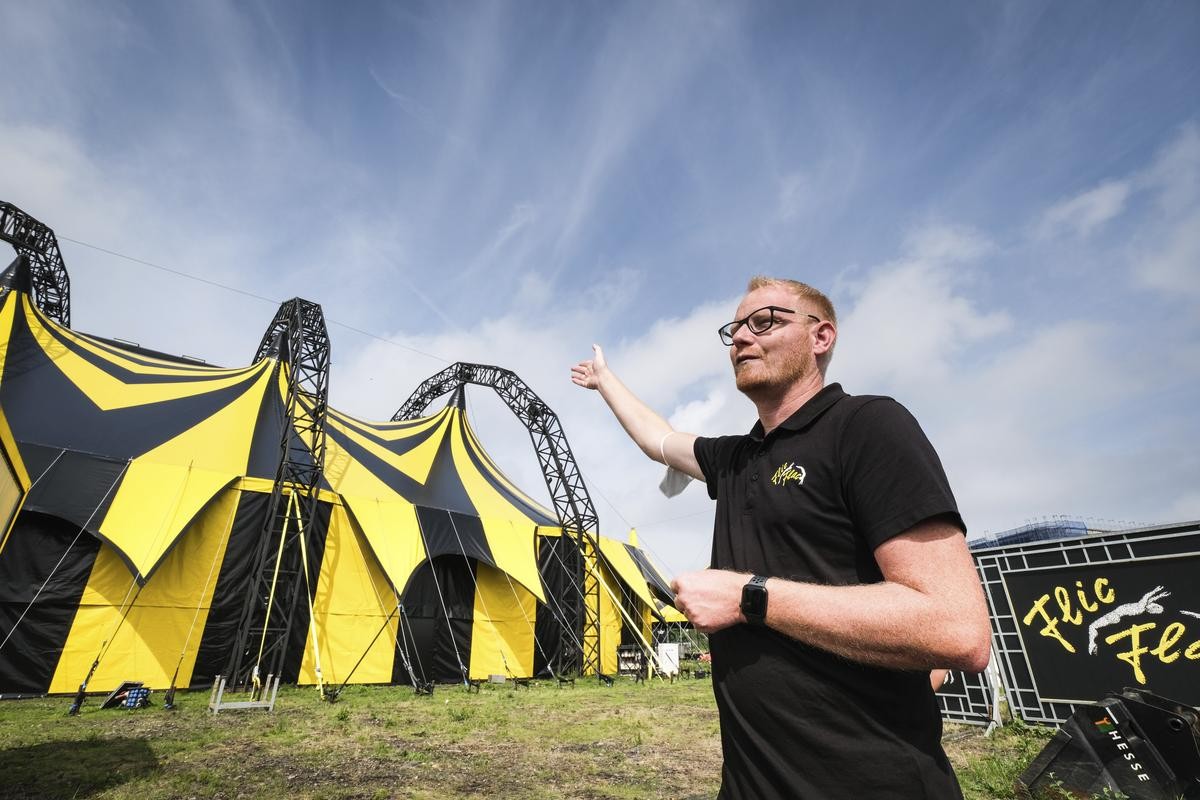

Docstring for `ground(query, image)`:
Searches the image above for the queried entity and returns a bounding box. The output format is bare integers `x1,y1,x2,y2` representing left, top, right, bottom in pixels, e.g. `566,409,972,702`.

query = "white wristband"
658,431,676,467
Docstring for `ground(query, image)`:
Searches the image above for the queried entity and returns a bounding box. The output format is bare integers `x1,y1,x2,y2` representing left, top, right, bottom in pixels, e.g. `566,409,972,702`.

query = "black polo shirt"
694,383,965,800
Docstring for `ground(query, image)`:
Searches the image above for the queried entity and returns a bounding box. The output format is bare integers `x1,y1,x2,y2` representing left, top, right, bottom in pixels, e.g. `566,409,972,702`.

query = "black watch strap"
740,575,769,626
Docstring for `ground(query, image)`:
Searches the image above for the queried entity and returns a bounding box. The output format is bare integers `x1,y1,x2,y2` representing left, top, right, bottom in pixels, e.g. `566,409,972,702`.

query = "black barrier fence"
971,520,1200,727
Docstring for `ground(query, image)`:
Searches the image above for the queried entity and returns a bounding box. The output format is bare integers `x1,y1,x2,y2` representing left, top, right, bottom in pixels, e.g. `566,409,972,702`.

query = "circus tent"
0,253,678,697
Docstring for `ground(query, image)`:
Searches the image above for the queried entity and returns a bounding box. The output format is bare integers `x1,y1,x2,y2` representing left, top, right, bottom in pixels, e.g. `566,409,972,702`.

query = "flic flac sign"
1002,555,1200,704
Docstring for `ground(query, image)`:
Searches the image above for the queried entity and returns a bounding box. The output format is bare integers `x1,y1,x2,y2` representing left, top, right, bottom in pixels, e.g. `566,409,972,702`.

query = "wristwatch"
740,575,769,626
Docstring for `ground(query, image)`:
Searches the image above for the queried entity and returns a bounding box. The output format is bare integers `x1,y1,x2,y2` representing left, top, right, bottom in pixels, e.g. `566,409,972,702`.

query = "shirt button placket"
745,445,764,510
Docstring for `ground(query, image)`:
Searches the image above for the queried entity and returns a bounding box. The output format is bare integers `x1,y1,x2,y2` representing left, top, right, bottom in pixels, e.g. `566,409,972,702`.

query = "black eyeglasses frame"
717,306,820,346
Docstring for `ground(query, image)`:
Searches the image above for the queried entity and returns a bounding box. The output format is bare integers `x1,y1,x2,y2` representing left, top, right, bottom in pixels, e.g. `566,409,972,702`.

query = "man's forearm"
764,578,990,672
672,523,992,673
573,345,703,479
674,569,988,672
593,369,672,461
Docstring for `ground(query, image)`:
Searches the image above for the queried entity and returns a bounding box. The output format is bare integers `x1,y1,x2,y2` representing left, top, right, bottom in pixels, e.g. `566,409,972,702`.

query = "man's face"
728,285,816,397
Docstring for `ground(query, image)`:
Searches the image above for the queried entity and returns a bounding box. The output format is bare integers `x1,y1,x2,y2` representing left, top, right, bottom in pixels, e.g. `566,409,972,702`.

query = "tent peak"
261,329,288,363
0,254,33,295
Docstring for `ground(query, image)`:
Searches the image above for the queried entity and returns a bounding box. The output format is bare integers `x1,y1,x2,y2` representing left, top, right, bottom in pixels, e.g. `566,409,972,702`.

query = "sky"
2,1,1198,579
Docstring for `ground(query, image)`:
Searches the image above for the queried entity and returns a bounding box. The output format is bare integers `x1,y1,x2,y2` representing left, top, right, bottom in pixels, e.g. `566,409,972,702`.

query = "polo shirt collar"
747,383,848,441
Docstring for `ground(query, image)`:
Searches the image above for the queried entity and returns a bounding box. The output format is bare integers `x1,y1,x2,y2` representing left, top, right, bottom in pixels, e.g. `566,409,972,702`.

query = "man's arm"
571,344,703,480
671,516,991,672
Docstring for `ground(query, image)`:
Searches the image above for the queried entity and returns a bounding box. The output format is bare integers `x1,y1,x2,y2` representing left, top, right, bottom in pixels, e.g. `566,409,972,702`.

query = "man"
571,276,990,799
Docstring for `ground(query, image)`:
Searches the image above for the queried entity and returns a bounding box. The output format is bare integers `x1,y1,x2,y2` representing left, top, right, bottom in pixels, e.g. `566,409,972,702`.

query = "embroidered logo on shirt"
770,462,806,487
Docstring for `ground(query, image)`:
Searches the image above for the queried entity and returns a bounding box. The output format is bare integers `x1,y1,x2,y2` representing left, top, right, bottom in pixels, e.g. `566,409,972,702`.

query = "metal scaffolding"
0,201,72,326
226,298,332,693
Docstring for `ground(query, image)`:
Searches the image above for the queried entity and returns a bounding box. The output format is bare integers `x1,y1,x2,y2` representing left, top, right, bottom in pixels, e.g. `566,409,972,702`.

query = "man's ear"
812,321,836,355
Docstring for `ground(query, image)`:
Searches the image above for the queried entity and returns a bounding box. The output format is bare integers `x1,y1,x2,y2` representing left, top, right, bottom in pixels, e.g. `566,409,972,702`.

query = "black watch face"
741,583,767,620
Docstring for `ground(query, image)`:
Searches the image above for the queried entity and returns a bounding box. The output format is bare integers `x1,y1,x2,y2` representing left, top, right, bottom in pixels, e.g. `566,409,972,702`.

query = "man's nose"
730,323,756,346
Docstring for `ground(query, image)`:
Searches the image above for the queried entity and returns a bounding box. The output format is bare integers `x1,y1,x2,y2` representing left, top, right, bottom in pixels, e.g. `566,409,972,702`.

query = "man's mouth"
735,354,759,366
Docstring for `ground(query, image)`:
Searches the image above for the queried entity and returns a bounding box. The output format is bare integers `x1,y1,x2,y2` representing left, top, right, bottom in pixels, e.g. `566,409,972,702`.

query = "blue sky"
2,1,1198,577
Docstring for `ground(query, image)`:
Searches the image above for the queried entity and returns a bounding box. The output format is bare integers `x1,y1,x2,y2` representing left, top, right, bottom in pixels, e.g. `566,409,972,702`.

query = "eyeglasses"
717,306,820,346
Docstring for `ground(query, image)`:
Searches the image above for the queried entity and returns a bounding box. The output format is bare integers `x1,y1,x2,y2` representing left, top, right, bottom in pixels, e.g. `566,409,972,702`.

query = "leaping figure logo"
1087,586,1200,655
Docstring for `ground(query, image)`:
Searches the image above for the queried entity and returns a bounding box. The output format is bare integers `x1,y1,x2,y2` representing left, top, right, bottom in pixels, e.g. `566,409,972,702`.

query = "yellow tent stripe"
448,416,545,601
448,410,534,521
323,426,424,499
468,563,536,679
0,405,30,490
0,291,19,389
476,516,545,603
460,417,556,520
98,363,274,579
329,407,447,442
340,494,427,597
326,410,452,488
25,296,267,410
596,535,658,610
99,465,236,582
299,503,398,685
658,603,688,624
48,488,240,693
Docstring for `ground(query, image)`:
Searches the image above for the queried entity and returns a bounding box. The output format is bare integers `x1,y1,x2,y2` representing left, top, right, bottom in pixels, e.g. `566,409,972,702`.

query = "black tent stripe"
623,543,676,604
322,424,427,501
454,415,557,527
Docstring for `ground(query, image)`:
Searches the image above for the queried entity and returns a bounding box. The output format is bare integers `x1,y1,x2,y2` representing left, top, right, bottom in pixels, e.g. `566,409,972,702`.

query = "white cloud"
0,121,274,363
548,6,745,264
668,387,731,433
1137,208,1200,298
832,224,1010,392
1036,180,1131,239
904,224,993,263
1140,123,1200,216
1129,125,1200,299
824,217,1195,545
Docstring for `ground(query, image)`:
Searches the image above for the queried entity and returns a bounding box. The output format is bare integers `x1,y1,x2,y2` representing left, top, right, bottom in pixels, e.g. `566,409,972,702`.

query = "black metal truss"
0,201,71,326
393,362,604,678
226,298,331,691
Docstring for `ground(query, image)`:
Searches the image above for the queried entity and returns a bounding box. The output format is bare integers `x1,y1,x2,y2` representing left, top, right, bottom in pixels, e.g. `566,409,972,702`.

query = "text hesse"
1022,579,1200,683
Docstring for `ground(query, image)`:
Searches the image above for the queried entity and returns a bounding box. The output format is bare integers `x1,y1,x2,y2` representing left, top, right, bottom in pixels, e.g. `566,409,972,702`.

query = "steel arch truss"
394,362,604,678
227,298,332,692
0,201,71,326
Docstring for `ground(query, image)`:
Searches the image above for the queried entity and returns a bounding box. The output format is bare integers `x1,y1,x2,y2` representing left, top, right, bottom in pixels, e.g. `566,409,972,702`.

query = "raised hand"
570,344,608,390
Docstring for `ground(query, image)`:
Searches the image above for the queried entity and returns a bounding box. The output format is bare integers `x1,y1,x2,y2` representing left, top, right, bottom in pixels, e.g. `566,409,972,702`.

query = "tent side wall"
187,489,269,688
0,484,280,696
398,556,475,684
0,407,29,551
0,511,102,694
598,560,621,676
191,489,332,689
298,501,398,686
468,562,537,680
533,530,573,677
47,488,242,693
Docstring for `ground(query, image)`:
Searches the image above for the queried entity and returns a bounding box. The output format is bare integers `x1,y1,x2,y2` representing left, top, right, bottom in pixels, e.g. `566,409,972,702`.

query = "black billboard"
1002,555,1200,705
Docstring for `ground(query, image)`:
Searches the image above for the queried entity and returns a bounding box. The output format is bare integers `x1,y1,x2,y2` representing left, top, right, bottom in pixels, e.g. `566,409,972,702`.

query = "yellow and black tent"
0,266,675,696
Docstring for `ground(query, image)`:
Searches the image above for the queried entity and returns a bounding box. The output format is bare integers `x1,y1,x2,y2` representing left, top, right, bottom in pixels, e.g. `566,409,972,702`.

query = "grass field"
0,678,1053,800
